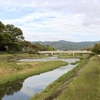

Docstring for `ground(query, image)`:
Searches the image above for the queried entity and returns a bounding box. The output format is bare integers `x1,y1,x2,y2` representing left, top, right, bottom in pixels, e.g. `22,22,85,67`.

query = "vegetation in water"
70,60,80,65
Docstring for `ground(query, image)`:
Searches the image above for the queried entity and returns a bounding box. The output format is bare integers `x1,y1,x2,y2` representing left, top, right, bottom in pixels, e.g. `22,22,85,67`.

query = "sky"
0,0,100,42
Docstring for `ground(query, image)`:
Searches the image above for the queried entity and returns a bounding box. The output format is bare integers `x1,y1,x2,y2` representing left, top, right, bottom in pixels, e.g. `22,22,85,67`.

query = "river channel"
0,56,79,100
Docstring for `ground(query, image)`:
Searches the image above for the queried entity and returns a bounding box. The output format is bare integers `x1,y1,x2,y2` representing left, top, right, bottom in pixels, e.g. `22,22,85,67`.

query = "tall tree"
5,24,24,52
0,22,25,52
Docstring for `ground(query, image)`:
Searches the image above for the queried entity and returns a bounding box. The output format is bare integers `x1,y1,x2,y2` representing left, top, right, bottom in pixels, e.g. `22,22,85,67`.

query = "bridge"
38,50,92,55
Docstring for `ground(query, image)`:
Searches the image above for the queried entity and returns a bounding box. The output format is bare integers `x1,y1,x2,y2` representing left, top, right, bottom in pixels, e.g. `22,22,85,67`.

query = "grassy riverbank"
58,53,82,58
0,53,67,85
30,55,100,100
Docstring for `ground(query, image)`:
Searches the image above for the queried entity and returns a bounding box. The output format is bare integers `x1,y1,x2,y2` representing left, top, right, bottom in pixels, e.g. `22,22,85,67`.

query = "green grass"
0,53,68,85
71,60,80,65
0,60,67,85
57,56,100,100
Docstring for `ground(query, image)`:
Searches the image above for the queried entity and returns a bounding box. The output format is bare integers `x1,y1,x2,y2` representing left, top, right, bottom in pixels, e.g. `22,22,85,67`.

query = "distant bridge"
38,50,92,55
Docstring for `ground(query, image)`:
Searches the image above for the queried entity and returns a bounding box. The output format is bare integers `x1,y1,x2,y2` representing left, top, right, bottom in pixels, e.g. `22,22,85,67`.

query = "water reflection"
0,81,23,100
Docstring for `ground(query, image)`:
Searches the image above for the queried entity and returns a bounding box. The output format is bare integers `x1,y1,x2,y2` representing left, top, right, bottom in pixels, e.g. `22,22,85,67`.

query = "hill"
31,40,100,50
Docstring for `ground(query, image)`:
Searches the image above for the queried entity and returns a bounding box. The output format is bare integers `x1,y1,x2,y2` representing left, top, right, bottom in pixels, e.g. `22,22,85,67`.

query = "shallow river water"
0,56,79,100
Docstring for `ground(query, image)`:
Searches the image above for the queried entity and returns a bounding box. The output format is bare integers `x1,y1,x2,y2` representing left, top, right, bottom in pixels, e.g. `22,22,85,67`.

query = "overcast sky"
0,0,100,42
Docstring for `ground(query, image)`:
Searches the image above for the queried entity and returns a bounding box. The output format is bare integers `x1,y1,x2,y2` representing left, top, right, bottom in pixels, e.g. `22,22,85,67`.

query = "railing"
38,50,92,54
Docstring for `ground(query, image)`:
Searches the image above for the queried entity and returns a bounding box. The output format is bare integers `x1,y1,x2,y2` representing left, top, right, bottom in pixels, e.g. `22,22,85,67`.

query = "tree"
6,24,24,42
35,42,45,51
0,21,25,52
0,21,5,33
5,24,24,52
81,47,92,51
92,43,100,54
45,45,55,51
0,21,6,51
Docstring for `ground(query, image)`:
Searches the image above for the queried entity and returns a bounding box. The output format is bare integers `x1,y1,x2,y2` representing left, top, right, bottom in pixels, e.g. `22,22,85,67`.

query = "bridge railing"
38,50,92,54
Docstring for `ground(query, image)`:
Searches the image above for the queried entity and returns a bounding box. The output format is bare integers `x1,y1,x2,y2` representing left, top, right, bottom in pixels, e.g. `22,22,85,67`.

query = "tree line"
81,43,100,54
0,21,55,53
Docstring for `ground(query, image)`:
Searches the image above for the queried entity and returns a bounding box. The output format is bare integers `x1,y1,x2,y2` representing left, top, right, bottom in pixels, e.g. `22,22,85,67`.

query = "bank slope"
57,56,100,100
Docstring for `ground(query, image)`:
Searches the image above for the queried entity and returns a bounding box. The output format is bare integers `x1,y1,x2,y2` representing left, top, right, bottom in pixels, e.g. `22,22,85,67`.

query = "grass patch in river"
71,60,80,65
0,60,67,85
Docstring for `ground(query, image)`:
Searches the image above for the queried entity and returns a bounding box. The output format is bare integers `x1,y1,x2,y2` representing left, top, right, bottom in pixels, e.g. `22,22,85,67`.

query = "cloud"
1,0,100,25
2,10,100,41
0,0,99,12
1,0,100,41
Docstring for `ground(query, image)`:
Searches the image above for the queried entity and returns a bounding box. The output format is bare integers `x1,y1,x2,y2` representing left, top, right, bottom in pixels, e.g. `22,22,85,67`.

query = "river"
0,56,79,100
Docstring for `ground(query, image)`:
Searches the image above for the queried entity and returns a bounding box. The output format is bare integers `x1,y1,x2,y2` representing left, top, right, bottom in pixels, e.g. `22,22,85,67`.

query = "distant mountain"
31,40,100,50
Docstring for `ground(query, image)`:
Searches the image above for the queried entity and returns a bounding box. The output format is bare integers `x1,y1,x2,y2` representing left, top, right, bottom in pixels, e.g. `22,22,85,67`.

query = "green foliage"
34,43,55,51
71,60,80,65
0,21,5,33
92,43,100,54
44,45,55,51
81,47,92,51
0,21,24,52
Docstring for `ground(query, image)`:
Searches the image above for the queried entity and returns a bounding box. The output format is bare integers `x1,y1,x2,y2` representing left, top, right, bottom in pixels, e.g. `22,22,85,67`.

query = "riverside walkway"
38,50,92,55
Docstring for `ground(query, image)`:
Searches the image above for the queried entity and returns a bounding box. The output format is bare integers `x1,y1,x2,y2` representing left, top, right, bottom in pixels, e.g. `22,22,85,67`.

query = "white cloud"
1,0,100,41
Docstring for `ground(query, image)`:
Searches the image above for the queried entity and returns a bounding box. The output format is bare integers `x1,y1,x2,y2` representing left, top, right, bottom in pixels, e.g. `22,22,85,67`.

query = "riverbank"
0,53,67,85
30,55,100,100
